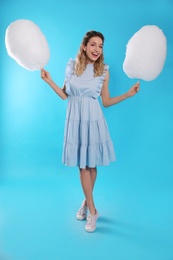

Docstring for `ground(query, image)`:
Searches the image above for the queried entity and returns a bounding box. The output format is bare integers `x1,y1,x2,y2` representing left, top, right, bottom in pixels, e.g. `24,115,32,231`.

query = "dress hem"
62,158,116,169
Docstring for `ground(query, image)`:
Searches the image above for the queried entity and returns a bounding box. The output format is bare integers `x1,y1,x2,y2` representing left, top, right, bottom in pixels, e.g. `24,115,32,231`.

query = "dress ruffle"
65,59,108,98
62,113,115,168
65,58,75,94
62,59,116,168
97,64,109,95
63,140,115,168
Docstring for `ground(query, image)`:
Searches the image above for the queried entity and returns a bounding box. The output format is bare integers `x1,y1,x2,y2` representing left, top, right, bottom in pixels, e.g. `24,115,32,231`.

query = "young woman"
41,30,140,233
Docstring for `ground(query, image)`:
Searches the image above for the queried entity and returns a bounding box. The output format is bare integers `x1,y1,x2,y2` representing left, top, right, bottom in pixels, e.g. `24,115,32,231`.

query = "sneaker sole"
76,215,87,221
85,213,99,232
85,226,96,232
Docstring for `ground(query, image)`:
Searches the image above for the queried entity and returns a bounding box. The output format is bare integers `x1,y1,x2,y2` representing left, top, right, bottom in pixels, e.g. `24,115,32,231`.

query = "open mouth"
91,52,99,58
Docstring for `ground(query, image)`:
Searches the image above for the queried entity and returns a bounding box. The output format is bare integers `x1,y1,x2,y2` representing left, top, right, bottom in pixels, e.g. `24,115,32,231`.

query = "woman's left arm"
101,70,140,108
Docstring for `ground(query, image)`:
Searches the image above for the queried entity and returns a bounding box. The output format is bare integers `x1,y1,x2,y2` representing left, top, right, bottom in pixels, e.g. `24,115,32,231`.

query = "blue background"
0,0,173,259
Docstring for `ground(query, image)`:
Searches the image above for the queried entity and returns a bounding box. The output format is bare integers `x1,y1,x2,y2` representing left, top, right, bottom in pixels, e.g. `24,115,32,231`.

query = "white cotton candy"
5,19,50,71
123,25,167,81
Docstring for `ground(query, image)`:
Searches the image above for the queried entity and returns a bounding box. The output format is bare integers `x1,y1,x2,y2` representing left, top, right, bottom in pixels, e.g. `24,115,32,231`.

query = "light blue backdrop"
0,0,173,260
1,0,172,178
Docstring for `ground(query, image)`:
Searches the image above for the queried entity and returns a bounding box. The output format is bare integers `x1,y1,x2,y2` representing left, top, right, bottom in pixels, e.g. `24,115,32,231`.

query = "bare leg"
79,167,97,213
90,167,97,191
80,168,96,215
82,167,97,206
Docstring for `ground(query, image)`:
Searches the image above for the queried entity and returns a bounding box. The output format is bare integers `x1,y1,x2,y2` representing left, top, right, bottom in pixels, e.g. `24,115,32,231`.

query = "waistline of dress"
68,96,97,100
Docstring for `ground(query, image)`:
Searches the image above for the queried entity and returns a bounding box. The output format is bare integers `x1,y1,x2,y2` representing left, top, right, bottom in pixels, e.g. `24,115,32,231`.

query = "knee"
90,167,97,174
80,168,89,175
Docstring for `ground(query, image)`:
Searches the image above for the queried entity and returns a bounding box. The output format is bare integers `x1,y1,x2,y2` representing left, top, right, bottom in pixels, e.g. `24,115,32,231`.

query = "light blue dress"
62,59,116,169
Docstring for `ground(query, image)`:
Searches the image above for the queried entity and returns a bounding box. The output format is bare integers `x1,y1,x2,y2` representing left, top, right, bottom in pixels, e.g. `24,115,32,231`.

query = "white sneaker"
76,200,88,220
85,210,99,232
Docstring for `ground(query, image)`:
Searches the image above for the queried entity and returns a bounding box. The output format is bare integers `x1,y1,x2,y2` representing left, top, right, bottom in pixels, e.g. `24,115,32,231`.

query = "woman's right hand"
41,68,52,84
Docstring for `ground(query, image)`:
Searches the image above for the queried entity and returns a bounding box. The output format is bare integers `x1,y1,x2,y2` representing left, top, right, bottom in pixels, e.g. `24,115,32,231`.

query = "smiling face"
83,36,103,64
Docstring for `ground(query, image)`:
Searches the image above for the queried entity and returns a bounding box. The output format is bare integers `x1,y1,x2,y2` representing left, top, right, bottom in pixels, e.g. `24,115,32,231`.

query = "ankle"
90,208,96,215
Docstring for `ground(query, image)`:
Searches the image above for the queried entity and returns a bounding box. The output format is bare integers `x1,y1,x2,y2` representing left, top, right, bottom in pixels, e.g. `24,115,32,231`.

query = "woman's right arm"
41,68,68,100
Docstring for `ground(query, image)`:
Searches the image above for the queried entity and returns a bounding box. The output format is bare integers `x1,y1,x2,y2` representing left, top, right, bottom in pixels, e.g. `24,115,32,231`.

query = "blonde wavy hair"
75,31,105,77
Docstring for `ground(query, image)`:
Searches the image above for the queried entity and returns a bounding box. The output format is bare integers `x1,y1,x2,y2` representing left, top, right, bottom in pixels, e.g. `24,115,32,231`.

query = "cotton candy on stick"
123,25,167,81
5,19,50,71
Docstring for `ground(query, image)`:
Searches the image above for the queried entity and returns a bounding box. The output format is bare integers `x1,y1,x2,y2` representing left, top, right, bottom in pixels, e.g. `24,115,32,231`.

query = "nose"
94,45,99,52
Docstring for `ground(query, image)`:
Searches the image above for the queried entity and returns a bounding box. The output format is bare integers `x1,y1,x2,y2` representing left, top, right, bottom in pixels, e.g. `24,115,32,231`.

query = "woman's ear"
82,44,86,51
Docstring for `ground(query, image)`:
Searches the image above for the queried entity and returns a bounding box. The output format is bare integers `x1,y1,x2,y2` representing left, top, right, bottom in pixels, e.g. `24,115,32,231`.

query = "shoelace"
78,206,87,215
86,215,96,227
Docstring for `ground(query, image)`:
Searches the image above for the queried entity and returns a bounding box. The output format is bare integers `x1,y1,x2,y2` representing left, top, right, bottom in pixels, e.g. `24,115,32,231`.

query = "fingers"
136,81,140,87
136,87,139,93
135,86,139,93
41,68,46,79
135,81,140,92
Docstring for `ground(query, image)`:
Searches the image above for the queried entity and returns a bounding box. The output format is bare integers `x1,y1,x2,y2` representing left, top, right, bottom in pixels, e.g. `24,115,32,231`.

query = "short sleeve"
64,59,75,93
97,64,109,93
65,59,75,81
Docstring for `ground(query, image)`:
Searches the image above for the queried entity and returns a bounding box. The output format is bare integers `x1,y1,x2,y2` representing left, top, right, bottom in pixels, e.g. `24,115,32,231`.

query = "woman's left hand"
127,81,140,97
